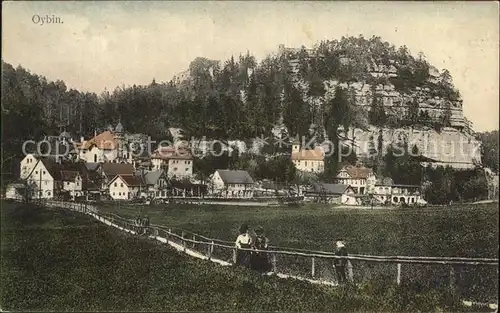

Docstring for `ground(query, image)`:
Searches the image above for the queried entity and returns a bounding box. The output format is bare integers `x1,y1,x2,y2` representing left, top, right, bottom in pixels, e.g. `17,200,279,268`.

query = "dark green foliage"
2,35,466,178
476,130,499,173
423,166,489,204
368,93,387,127
382,144,422,186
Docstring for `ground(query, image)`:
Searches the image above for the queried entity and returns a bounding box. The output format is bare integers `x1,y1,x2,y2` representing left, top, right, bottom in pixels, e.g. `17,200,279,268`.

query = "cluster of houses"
5,122,426,206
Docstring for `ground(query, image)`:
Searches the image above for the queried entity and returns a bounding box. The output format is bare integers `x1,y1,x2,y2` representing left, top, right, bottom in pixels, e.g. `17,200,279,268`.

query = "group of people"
234,223,353,284
234,224,272,273
134,216,150,235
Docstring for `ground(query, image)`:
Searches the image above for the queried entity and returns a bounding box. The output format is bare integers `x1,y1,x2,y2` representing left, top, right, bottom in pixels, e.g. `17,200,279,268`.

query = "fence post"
272,253,277,273
449,266,456,292
167,228,171,244
208,241,213,260
396,263,401,285
182,231,186,252
193,234,196,249
311,257,316,278
233,248,237,264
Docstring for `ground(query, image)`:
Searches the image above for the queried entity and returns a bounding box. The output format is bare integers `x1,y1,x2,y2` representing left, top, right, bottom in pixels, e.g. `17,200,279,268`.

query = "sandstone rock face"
338,126,481,169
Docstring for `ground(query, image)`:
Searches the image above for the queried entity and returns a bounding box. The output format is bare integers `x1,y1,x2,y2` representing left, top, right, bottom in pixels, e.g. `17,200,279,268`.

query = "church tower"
114,121,125,162
292,134,301,153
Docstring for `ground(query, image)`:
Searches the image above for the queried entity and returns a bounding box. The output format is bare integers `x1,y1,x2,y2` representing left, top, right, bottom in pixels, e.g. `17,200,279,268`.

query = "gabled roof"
102,163,134,177
339,165,374,179
291,147,324,161
215,170,254,184
81,131,118,150
85,162,101,172
39,158,63,181
310,183,352,195
143,170,166,185
61,171,81,181
110,174,146,187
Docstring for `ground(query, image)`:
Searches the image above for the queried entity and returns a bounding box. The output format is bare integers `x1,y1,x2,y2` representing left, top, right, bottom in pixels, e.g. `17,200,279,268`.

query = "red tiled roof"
291,147,324,161
82,131,118,150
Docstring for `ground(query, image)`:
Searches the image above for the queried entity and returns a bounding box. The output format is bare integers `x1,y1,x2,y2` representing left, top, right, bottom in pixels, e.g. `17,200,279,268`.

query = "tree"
476,131,499,173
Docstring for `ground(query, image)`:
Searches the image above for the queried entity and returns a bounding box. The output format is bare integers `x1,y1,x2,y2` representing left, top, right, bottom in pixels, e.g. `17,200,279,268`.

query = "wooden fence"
39,200,499,303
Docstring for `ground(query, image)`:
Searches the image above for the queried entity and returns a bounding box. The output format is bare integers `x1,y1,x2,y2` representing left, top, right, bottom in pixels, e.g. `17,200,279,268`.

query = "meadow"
2,200,484,312
99,202,499,258
98,201,499,302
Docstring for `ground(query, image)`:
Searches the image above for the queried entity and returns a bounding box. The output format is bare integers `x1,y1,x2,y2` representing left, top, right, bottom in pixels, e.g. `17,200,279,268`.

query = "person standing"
235,224,252,268
333,239,348,284
251,226,270,273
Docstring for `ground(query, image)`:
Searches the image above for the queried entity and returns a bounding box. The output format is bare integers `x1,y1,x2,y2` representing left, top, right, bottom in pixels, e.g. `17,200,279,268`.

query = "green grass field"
99,202,499,258
1,200,497,311
98,201,499,302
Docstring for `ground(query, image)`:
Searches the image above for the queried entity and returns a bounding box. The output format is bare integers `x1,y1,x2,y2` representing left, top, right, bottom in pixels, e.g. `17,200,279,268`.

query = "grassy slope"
1,200,472,312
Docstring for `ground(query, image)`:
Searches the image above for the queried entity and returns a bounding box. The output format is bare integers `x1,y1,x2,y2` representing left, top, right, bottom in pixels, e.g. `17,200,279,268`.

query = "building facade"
210,170,255,198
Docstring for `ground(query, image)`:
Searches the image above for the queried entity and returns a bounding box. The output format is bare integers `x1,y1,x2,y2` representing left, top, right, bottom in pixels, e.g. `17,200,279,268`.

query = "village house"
210,169,255,198
372,177,394,204
100,163,135,191
23,158,61,199
151,146,193,179
371,177,425,205
304,183,359,205
60,170,84,200
5,181,28,200
138,169,169,199
76,122,132,164
20,153,40,180
108,174,147,200
168,181,208,198
290,138,325,173
391,184,423,205
335,165,377,195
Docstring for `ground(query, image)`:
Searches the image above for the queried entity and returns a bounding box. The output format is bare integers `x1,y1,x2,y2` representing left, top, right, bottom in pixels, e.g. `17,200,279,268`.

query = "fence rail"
38,200,499,303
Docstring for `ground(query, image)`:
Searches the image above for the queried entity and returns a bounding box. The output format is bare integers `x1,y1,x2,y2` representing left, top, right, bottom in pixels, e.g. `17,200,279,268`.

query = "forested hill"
0,35,482,175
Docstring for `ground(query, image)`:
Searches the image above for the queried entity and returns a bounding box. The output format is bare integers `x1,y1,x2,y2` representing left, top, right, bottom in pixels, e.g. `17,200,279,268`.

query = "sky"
2,1,499,132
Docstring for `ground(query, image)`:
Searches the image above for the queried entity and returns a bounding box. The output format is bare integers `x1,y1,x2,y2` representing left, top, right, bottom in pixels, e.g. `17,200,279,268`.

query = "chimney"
80,136,84,143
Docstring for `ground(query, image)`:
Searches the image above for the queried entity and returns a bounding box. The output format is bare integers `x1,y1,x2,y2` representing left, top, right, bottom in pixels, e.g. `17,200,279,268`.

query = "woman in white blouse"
235,223,252,268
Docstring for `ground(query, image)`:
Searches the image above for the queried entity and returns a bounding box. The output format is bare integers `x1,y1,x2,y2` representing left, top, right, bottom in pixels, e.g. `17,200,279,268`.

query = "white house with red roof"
151,146,193,179
76,123,132,164
335,165,377,195
108,174,147,200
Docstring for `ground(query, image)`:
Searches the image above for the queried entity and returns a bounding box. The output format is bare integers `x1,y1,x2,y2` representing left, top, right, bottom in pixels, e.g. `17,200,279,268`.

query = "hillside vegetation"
2,36,464,171
0,201,478,312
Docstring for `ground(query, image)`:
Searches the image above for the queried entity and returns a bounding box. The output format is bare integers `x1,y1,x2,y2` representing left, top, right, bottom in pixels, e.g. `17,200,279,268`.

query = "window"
120,183,123,187
174,168,177,171
45,181,48,185
43,171,46,175
114,182,117,187
113,192,115,196
47,191,51,196
185,168,189,171
305,161,308,166
35,171,38,175
119,192,121,196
